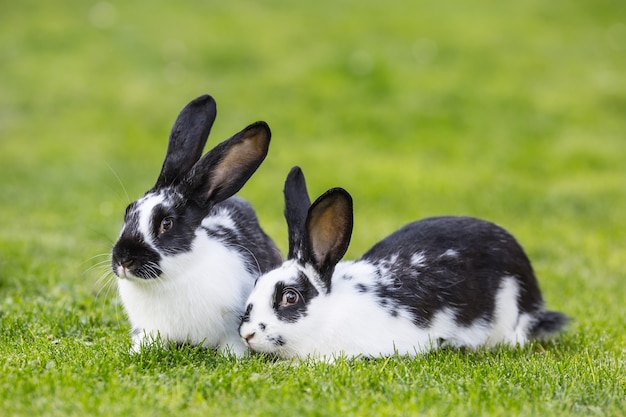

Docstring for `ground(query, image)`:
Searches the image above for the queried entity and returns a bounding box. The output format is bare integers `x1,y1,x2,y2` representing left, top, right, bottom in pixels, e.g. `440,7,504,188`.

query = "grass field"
1,0,625,415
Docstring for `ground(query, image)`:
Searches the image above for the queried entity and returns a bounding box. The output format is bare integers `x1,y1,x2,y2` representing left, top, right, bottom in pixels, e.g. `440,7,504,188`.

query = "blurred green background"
1,0,625,415
2,0,624,266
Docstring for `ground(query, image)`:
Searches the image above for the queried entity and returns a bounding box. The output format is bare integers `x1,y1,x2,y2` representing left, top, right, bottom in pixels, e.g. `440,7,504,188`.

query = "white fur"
117,194,252,355
118,231,252,354
138,194,162,243
411,251,427,267
201,207,237,230
439,249,459,259
485,276,532,346
241,262,532,360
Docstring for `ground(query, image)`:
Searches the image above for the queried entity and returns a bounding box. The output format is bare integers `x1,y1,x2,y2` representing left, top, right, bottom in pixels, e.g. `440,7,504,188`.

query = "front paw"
129,328,154,353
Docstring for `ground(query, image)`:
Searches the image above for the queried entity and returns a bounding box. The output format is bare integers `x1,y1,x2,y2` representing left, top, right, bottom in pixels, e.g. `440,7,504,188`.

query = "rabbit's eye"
159,217,174,234
280,289,299,307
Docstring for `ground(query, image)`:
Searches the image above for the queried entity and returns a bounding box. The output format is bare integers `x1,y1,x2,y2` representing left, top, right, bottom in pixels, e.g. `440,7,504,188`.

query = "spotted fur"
239,167,569,360
111,95,282,354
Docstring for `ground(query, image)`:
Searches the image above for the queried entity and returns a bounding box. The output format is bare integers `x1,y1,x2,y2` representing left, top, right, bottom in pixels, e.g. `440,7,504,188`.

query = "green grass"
1,0,625,415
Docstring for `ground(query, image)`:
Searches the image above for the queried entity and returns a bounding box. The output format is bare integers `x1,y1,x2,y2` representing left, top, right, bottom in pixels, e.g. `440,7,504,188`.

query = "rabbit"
239,166,569,360
111,94,282,355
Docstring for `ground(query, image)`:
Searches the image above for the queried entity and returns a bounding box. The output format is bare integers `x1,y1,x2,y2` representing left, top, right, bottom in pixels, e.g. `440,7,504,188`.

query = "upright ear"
283,166,311,259
155,95,217,188
184,121,271,206
303,188,353,292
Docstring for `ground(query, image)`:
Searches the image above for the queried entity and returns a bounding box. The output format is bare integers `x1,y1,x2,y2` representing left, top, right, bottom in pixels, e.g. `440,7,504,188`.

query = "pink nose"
242,332,255,344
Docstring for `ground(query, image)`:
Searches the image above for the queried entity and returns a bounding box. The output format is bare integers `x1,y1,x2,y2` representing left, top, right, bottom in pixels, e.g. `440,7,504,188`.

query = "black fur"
284,167,311,259
111,234,162,279
530,310,571,339
301,188,353,292
181,122,272,207
359,216,548,327
111,201,163,279
155,95,217,188
241,303,253,323
270,335,286,346
112,195,280,280
273,272,320,323
206,197,283,275
111,94,282,281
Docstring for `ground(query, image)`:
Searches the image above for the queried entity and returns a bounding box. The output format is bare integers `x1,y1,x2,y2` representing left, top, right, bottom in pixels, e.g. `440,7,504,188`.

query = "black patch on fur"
112,191,190,279
359,216,547,328
204,197,282,275
111,235,163,279
203,224,238,242
270,335,285,346
355,283,369,293
273,272,320,323
113,189,281,282
151,196,202,256
530,310,570,339
112,201,163,279
241,304,253,323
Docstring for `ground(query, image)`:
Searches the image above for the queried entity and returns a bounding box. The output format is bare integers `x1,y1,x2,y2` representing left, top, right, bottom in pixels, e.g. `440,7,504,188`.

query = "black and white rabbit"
111,94,282,354
239,167,569,360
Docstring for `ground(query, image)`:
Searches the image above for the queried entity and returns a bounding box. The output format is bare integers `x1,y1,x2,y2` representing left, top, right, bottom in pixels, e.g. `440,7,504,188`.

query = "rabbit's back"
357,216,545,329
206,196,282,274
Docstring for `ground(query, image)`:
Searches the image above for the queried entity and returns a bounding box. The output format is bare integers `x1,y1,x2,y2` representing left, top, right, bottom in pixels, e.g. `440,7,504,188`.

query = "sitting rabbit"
111,95,282,354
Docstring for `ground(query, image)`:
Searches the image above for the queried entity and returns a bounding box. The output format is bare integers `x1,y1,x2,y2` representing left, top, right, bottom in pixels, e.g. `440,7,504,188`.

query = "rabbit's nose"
113,257,135,278
243,332,255,343
120,258,134,268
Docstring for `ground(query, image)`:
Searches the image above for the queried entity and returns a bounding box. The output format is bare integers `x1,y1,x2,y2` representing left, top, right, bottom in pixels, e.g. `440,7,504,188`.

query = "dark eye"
159,217,174,234
280,289,299,307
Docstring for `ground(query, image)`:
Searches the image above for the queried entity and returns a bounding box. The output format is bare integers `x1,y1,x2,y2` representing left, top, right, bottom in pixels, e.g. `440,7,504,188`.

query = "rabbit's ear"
284,166,311,259
155,95,217,188
184,121,271,206
303,188,353,292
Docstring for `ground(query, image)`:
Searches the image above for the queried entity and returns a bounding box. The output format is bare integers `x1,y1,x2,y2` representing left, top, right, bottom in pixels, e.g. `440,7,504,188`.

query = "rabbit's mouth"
111,246,163,280
111,239,163,280
240,319,287,354
113,263,162,280
241,333,284,354
113,260,162,280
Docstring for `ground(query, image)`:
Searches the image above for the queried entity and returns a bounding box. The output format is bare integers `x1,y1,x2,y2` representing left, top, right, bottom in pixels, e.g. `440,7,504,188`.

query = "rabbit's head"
111,95,272,281
239,167,353,356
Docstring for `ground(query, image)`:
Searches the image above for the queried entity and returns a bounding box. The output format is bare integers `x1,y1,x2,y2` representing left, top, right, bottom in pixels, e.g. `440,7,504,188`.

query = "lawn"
1,0,625,416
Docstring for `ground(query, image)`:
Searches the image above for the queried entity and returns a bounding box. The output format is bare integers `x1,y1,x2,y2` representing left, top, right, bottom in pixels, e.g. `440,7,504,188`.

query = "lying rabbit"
239,166,568,360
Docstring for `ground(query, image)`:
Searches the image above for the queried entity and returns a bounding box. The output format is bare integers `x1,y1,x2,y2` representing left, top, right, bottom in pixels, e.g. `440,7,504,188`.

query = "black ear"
303,188,353,292
155,95,217,188
184,121,271,206
284,166,311,259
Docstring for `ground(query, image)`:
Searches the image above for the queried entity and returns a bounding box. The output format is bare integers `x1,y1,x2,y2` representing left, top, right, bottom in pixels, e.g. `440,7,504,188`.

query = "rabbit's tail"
530,310,570,340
